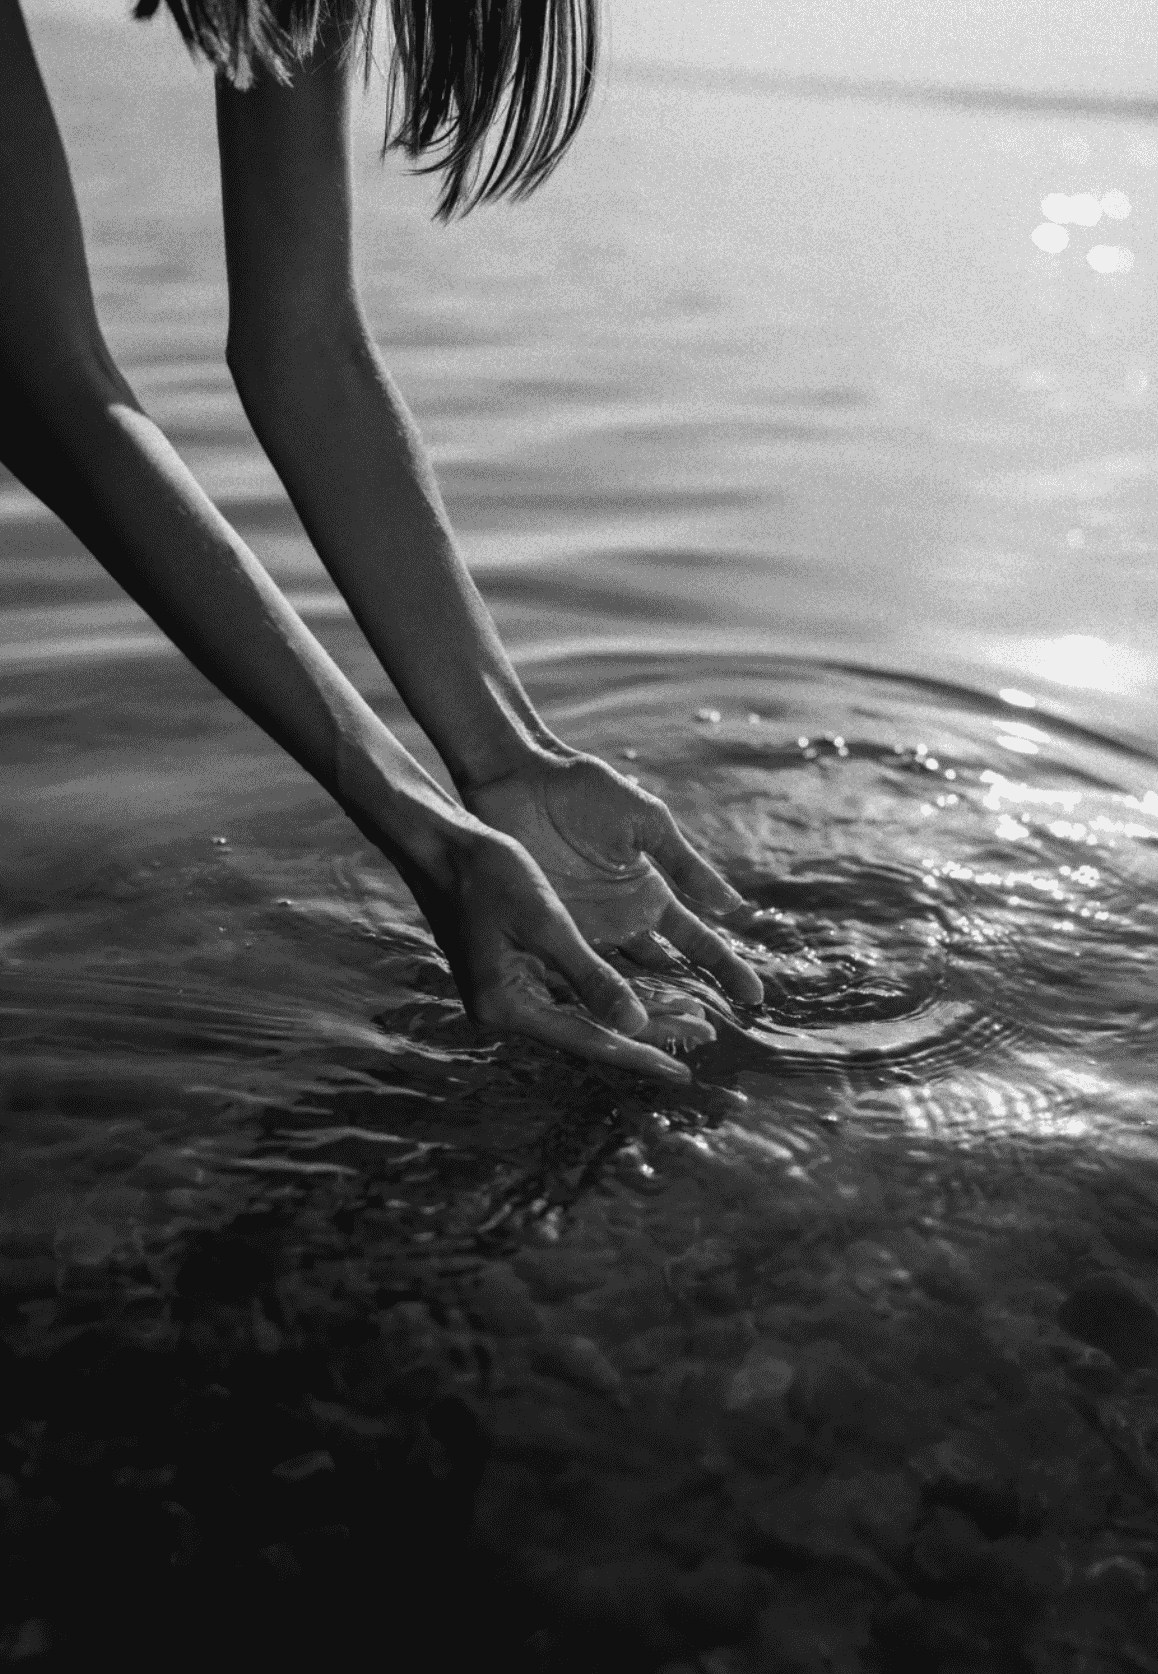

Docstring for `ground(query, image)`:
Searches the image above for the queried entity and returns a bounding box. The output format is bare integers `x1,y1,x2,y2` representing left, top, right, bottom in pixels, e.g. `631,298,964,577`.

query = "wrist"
333,717,481,892
457,727,577,805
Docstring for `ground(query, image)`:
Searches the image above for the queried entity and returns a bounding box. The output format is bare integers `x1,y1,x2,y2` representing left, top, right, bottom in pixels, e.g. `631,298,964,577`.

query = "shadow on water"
3,650,1158,1670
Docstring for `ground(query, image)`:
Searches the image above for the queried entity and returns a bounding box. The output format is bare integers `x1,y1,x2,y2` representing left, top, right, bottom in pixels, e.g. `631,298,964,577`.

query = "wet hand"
466,753,764,1007
419,825,711,1083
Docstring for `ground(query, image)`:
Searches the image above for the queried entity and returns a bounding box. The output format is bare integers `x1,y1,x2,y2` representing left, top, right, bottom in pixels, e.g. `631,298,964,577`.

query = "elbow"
225,293,374,419
0,337,136,486
1,332,131,421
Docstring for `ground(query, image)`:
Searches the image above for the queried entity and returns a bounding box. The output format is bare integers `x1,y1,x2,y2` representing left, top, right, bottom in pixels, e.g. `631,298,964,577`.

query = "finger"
635,987,707,1019
658,900,766,1006
627,983,715,1049
502,993,693,1083
635,1011,716,1049
642,804,746,914
621,930,684,974
529,902,649,1038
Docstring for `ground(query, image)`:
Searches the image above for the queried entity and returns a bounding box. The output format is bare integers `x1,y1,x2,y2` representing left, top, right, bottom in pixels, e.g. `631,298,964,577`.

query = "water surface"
3,12,1158,1670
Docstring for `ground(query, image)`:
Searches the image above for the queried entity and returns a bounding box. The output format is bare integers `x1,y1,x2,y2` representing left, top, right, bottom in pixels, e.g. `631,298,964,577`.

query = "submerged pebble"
910,1437,1022,1537
5,667,1158,1671
725,1347,795,1411
1058,1274,1158,1370
271,1449,336,1483
532,1335,626,1404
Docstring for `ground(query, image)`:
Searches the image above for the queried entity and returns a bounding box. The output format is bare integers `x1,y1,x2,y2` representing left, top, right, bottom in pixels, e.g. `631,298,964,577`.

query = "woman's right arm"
0,1,696,1083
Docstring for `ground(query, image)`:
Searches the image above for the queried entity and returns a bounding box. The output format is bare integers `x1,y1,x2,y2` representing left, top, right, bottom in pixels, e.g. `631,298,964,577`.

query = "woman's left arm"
216,24,762,1006
216,26,564,796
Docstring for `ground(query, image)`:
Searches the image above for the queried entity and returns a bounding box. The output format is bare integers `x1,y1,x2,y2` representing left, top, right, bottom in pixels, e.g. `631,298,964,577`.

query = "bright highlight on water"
3,7,1158,1670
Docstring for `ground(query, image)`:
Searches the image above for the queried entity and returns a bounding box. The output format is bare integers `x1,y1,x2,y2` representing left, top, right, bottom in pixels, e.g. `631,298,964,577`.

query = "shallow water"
3,9,1158,1671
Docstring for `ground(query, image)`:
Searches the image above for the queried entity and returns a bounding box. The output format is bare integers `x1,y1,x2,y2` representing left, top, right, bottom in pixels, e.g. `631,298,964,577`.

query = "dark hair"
133,0,599,216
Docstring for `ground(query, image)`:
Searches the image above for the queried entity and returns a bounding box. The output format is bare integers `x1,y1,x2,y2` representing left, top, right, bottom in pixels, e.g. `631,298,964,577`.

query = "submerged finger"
502,994,693,1083
635,1010,716,1049
621,930,684,973
530,904,649,1038
627,981,715,1049
642,804,746,914
658,901,765,1006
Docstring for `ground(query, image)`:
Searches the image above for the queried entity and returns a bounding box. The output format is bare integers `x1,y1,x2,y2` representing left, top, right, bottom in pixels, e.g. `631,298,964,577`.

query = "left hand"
467,752,764,1009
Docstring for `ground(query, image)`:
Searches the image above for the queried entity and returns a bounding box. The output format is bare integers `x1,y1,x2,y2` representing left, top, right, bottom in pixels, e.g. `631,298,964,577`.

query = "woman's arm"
0,0,698,1082
215,22,764,1007
215,26,558,800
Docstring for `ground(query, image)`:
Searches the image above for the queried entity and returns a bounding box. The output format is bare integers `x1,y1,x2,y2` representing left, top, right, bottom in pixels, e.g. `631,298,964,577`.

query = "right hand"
417,826,715,1083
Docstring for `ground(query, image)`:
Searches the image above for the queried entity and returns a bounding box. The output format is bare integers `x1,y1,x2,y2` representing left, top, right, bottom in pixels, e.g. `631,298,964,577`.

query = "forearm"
231,323,568,797
1,360,475,891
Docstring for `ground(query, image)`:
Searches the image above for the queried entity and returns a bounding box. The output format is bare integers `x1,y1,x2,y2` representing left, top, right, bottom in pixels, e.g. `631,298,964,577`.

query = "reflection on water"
1033,188,1136,263
4,648,1158,1666
4,9,1158,1669
5,11,1158,744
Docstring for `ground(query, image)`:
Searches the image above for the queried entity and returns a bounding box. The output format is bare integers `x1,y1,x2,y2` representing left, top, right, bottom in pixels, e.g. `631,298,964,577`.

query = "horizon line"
612,57,1158,124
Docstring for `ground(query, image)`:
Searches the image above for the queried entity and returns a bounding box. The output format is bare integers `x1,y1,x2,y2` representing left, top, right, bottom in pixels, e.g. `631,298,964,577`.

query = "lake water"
3,10,1158,1670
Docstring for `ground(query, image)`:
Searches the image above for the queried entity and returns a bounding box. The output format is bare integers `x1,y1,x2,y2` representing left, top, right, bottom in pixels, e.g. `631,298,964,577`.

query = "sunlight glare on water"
3,8,1158,1667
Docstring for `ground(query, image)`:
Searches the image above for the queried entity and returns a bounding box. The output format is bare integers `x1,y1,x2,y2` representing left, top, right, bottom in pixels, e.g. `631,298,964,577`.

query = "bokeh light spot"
1087,245,1135,274
1031,222,1069,254
1042,192,1102,227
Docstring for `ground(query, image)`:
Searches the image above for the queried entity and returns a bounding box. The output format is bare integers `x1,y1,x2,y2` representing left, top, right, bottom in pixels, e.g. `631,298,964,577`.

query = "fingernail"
659,1060,692,1083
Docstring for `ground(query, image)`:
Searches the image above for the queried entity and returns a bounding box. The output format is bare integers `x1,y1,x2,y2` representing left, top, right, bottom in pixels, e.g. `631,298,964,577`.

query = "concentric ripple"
5,646,1158,1669
3,647,1156,1254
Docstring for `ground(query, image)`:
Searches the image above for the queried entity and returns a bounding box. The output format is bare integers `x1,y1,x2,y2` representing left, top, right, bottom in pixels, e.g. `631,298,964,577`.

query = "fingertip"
572,952,649,1037
727,963,766,1007
610,988,649,1037
655,1056,692,1084
636,1012,716,1049
693,862,745,906
696,881,747,918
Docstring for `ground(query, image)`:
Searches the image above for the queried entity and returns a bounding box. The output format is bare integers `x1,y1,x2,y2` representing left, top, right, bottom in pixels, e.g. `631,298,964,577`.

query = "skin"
0,0,763,1082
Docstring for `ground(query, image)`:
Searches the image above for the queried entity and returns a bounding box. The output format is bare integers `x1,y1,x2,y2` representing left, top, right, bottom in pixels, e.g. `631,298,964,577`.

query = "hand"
416,823,711,1083
466,753,764,1007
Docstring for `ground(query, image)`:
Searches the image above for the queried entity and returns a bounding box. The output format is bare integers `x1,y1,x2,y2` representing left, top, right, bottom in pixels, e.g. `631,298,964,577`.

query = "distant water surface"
3,13,1158,1670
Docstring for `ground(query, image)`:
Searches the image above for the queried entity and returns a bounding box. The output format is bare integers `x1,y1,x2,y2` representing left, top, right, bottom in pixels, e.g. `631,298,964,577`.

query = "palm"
468,755,763,1006
418,824,714,1076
